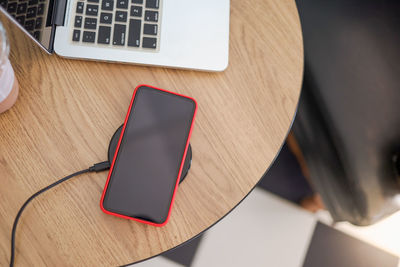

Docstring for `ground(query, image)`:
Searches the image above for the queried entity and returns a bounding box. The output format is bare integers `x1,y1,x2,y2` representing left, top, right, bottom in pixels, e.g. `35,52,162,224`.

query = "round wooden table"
0,0,303,265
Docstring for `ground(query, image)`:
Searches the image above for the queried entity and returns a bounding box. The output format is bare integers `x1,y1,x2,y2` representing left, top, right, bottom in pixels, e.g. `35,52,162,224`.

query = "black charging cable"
9,161,110,267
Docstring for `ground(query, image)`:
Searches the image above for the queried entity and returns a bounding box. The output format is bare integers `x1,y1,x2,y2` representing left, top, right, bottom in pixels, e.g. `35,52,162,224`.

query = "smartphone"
100,85,197,226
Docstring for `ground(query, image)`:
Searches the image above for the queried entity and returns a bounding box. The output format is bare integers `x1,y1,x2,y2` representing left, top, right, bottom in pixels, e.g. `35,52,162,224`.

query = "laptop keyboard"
72,0,160,50
0,0,46,40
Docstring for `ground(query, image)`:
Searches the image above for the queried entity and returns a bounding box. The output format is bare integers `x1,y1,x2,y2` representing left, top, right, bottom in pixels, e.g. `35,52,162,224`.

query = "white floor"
190,189,316,267
132,188,400,267
316,209,400,259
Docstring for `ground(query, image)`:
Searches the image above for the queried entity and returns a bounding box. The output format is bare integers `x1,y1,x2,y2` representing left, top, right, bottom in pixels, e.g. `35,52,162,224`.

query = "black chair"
292,0,400,225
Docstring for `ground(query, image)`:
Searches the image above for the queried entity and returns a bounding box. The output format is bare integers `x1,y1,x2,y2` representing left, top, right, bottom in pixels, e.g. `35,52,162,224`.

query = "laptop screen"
0,0,55,51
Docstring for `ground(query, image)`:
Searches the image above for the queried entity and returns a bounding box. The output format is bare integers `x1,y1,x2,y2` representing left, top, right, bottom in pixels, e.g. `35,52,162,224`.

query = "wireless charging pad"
108,125,192,184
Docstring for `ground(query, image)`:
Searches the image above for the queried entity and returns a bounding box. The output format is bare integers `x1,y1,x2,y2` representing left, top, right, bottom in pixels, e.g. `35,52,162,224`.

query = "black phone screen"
102,86,196,224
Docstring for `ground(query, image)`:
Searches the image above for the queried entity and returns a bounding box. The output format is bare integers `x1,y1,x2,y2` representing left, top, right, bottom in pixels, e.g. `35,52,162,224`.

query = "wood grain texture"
0,0,303,265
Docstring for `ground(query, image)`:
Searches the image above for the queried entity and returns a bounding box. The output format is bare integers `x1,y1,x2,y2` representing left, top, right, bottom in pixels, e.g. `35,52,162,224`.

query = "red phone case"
100,84,197,226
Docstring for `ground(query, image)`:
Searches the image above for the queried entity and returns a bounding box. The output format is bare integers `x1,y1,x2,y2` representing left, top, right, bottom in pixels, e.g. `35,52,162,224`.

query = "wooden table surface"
0,0,303,265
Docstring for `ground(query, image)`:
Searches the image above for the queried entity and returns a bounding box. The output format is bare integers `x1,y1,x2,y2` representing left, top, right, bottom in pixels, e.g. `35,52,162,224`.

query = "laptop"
0,0,230,71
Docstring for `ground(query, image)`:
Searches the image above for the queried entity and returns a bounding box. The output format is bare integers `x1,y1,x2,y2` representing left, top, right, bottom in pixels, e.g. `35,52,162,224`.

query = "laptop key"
35,17,42,29
0,0,6,8
25,19,35,31
145,0,158,9
86,4,98,16
101,0,113,11
100,12,112,24
83,31,95,42
37,3,44,15
74,16,82,28
26,7,37,19
28,0,38,5
98,26,111,44
76,2,84,13
130,6,142,17
84,17,97,30
7,2,17,13
128,19,140,47
144,10,157,22
17,3,27,14
33,31,40,39
16,15,25,25
70,0,162,50
143,24,157,35
142,37,156,49
73,29,81,41
116,0,128,9
115,11,127,22
112,24,126,46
